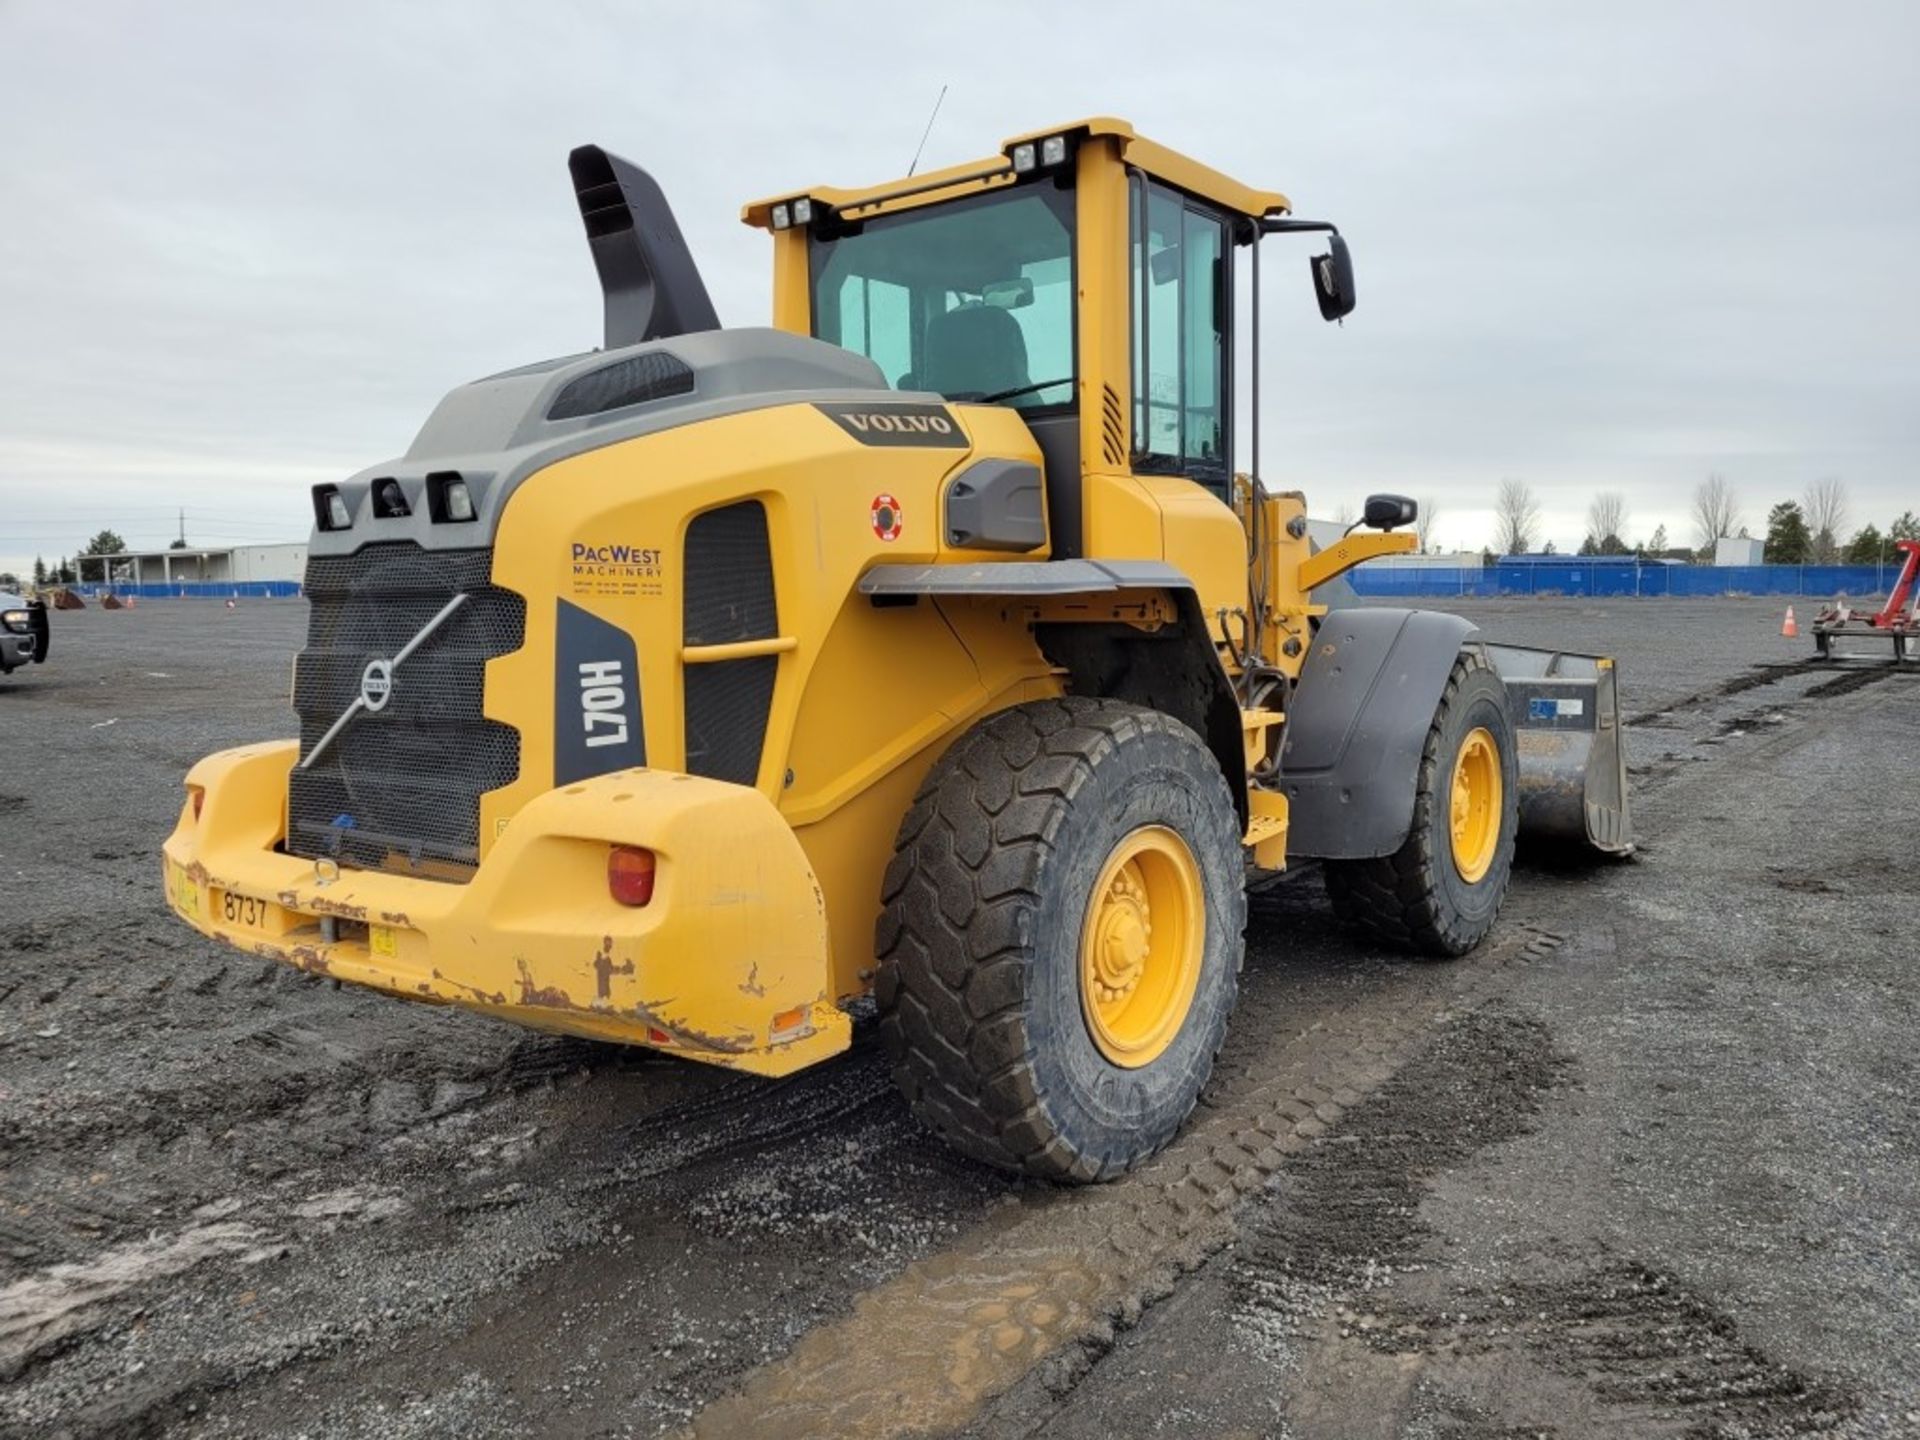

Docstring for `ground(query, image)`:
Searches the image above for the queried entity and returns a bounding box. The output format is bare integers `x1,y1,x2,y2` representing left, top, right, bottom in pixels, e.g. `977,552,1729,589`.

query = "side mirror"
1363,493,1416,530
1311,232,1356,321
981,277,1034,309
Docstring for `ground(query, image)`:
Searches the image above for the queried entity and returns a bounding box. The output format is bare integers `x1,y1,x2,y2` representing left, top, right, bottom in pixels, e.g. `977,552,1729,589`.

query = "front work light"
770,203,791,230
445,481,474,522
1040,135,1067,167
791,197,813,226
1010,142,1037,174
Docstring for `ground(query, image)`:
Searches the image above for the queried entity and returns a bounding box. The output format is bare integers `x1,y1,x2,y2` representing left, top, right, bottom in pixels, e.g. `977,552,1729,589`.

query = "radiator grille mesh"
288,544,523,876
683,502,777,786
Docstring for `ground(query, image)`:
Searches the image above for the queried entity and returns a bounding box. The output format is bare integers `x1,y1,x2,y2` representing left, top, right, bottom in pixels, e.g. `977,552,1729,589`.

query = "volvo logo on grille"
360,658,395,711
297,592,470,772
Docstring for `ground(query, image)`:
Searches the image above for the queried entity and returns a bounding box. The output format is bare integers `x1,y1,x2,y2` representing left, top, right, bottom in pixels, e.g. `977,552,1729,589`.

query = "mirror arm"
1259,218,1340,237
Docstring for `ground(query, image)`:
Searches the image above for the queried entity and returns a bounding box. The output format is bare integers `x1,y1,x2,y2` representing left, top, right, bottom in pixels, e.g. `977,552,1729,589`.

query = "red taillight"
608,846,656,907
188,785,206,822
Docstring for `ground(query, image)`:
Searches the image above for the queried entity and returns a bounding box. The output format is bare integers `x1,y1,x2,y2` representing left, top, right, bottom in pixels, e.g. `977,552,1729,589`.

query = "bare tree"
1691,473,1741,551
1803,477,1848,564
1493,478,1541,556
1414,496,1439,553
1585,491,1630,553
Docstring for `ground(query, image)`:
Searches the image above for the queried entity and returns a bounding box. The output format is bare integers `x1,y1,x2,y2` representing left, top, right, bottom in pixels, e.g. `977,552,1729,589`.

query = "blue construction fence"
46,562,1905,603
1349,560,1904,600
66,580,303,600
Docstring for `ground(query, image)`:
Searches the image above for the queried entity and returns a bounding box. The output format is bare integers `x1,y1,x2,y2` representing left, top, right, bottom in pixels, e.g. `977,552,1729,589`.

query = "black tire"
875,698,1246,1183
1322,650,1518,958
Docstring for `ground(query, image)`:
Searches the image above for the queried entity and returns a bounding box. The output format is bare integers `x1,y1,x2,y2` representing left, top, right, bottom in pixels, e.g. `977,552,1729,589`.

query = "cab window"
1130,176,1231,492
809,184,1076,411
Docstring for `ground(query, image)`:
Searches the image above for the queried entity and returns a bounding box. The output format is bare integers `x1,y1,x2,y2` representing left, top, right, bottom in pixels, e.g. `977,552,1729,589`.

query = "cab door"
1129,176,1234,501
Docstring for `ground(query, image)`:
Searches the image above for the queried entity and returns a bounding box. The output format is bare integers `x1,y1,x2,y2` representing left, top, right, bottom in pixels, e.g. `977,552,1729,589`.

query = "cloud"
2,0,1916,573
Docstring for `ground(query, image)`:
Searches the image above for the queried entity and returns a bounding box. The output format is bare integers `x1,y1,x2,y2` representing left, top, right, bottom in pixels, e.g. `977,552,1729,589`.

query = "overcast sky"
3,0,1917,576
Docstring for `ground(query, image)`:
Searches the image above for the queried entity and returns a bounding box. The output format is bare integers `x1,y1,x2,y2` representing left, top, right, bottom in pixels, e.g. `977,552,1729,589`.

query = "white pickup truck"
0,591,50,676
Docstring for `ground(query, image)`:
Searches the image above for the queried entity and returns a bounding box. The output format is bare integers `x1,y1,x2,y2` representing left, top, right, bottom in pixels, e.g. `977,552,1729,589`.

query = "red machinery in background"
1813,539,1920,663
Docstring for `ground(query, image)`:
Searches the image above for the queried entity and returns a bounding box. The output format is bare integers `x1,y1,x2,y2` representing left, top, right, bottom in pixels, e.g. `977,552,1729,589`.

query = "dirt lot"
2,597,1916,1438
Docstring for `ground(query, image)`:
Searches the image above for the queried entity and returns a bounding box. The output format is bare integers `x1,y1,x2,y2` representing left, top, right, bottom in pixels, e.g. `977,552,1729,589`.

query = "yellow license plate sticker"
168,862,202,920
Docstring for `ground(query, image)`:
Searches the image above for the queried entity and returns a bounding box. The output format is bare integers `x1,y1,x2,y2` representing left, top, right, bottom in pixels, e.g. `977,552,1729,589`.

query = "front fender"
1280,609,1478,859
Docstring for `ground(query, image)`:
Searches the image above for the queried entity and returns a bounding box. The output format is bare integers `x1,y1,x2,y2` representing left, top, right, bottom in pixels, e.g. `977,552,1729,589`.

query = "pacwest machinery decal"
555,600,645,784
570,538,665,599
814,401,969,449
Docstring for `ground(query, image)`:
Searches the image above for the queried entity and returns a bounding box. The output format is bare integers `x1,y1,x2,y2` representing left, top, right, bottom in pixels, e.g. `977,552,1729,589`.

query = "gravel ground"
1,596,1914,1438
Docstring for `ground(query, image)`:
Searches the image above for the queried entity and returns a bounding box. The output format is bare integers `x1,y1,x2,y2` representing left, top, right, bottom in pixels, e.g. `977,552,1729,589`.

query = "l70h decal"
555,600,645,783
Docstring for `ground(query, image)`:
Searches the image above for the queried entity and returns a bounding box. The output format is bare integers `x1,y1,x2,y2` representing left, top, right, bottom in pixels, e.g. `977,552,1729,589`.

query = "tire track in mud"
1626,656,1912,729
1621,658,1914,806
0,1028,935,1435
683,924,1568,1439
1217,1008,1856,1438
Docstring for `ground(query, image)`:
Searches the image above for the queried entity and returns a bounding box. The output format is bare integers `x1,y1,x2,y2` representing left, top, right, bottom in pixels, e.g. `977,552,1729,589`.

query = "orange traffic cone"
1781,605,1798,638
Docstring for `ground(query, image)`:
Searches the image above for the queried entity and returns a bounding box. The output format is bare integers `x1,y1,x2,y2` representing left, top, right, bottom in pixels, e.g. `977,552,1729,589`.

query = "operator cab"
745,117,1355,548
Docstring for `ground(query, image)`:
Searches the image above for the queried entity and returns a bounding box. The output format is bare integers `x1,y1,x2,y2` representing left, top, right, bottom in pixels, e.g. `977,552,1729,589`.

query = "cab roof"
741,117,1291,230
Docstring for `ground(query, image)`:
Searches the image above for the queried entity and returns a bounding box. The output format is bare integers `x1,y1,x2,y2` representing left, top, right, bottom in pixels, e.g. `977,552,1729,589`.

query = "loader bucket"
1478,643,1634,856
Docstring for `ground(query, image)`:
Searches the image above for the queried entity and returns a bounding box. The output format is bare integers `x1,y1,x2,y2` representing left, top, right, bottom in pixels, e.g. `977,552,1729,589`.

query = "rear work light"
372,477,411,518
314,484,352,532
428,471,476,523
608,845,656,907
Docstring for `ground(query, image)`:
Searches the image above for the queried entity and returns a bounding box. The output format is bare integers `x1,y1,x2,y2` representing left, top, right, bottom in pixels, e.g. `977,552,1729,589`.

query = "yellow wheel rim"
1449,726,1502,884
1078,825,1205,1069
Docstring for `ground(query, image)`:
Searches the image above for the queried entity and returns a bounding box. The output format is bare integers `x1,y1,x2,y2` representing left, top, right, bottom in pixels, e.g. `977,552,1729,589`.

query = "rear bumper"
161,742,850,1076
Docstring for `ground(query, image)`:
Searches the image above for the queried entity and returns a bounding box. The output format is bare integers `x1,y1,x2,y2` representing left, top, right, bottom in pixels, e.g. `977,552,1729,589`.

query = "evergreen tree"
1891,511,1920,542
1577,535,1599,556
1648,523,1668,554
1844,526,1884,565
1763,501,1811,564
32,556,48,585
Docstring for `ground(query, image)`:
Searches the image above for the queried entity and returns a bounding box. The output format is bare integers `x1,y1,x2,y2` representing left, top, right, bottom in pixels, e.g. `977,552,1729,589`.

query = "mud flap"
1478,642,1633,856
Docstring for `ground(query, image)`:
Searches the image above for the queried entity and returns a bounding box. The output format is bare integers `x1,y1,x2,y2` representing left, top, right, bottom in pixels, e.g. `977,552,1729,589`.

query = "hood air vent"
546,351,696,421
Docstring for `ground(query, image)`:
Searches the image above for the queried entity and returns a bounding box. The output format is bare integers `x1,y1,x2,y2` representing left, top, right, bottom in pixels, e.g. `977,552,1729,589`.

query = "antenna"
907,84,948,178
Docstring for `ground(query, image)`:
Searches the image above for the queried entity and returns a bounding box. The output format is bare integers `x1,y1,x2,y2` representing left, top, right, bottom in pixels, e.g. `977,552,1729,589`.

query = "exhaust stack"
568,145,720,349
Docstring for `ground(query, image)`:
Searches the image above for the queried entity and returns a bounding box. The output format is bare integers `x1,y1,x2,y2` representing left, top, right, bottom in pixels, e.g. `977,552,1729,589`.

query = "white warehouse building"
86,542,308,586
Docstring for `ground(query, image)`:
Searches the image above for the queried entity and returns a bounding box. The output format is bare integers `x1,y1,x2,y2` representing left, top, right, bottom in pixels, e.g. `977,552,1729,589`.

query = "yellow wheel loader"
162,119,1630,1182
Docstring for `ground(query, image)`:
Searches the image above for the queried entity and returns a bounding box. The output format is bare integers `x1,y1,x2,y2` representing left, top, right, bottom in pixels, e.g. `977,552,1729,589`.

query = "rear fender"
1033,588,1248,832
1281,609,1477,859
861,559,1247,829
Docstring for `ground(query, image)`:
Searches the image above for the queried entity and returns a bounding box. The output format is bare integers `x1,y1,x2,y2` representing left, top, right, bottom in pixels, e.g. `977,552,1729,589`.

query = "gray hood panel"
310,328,891,557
